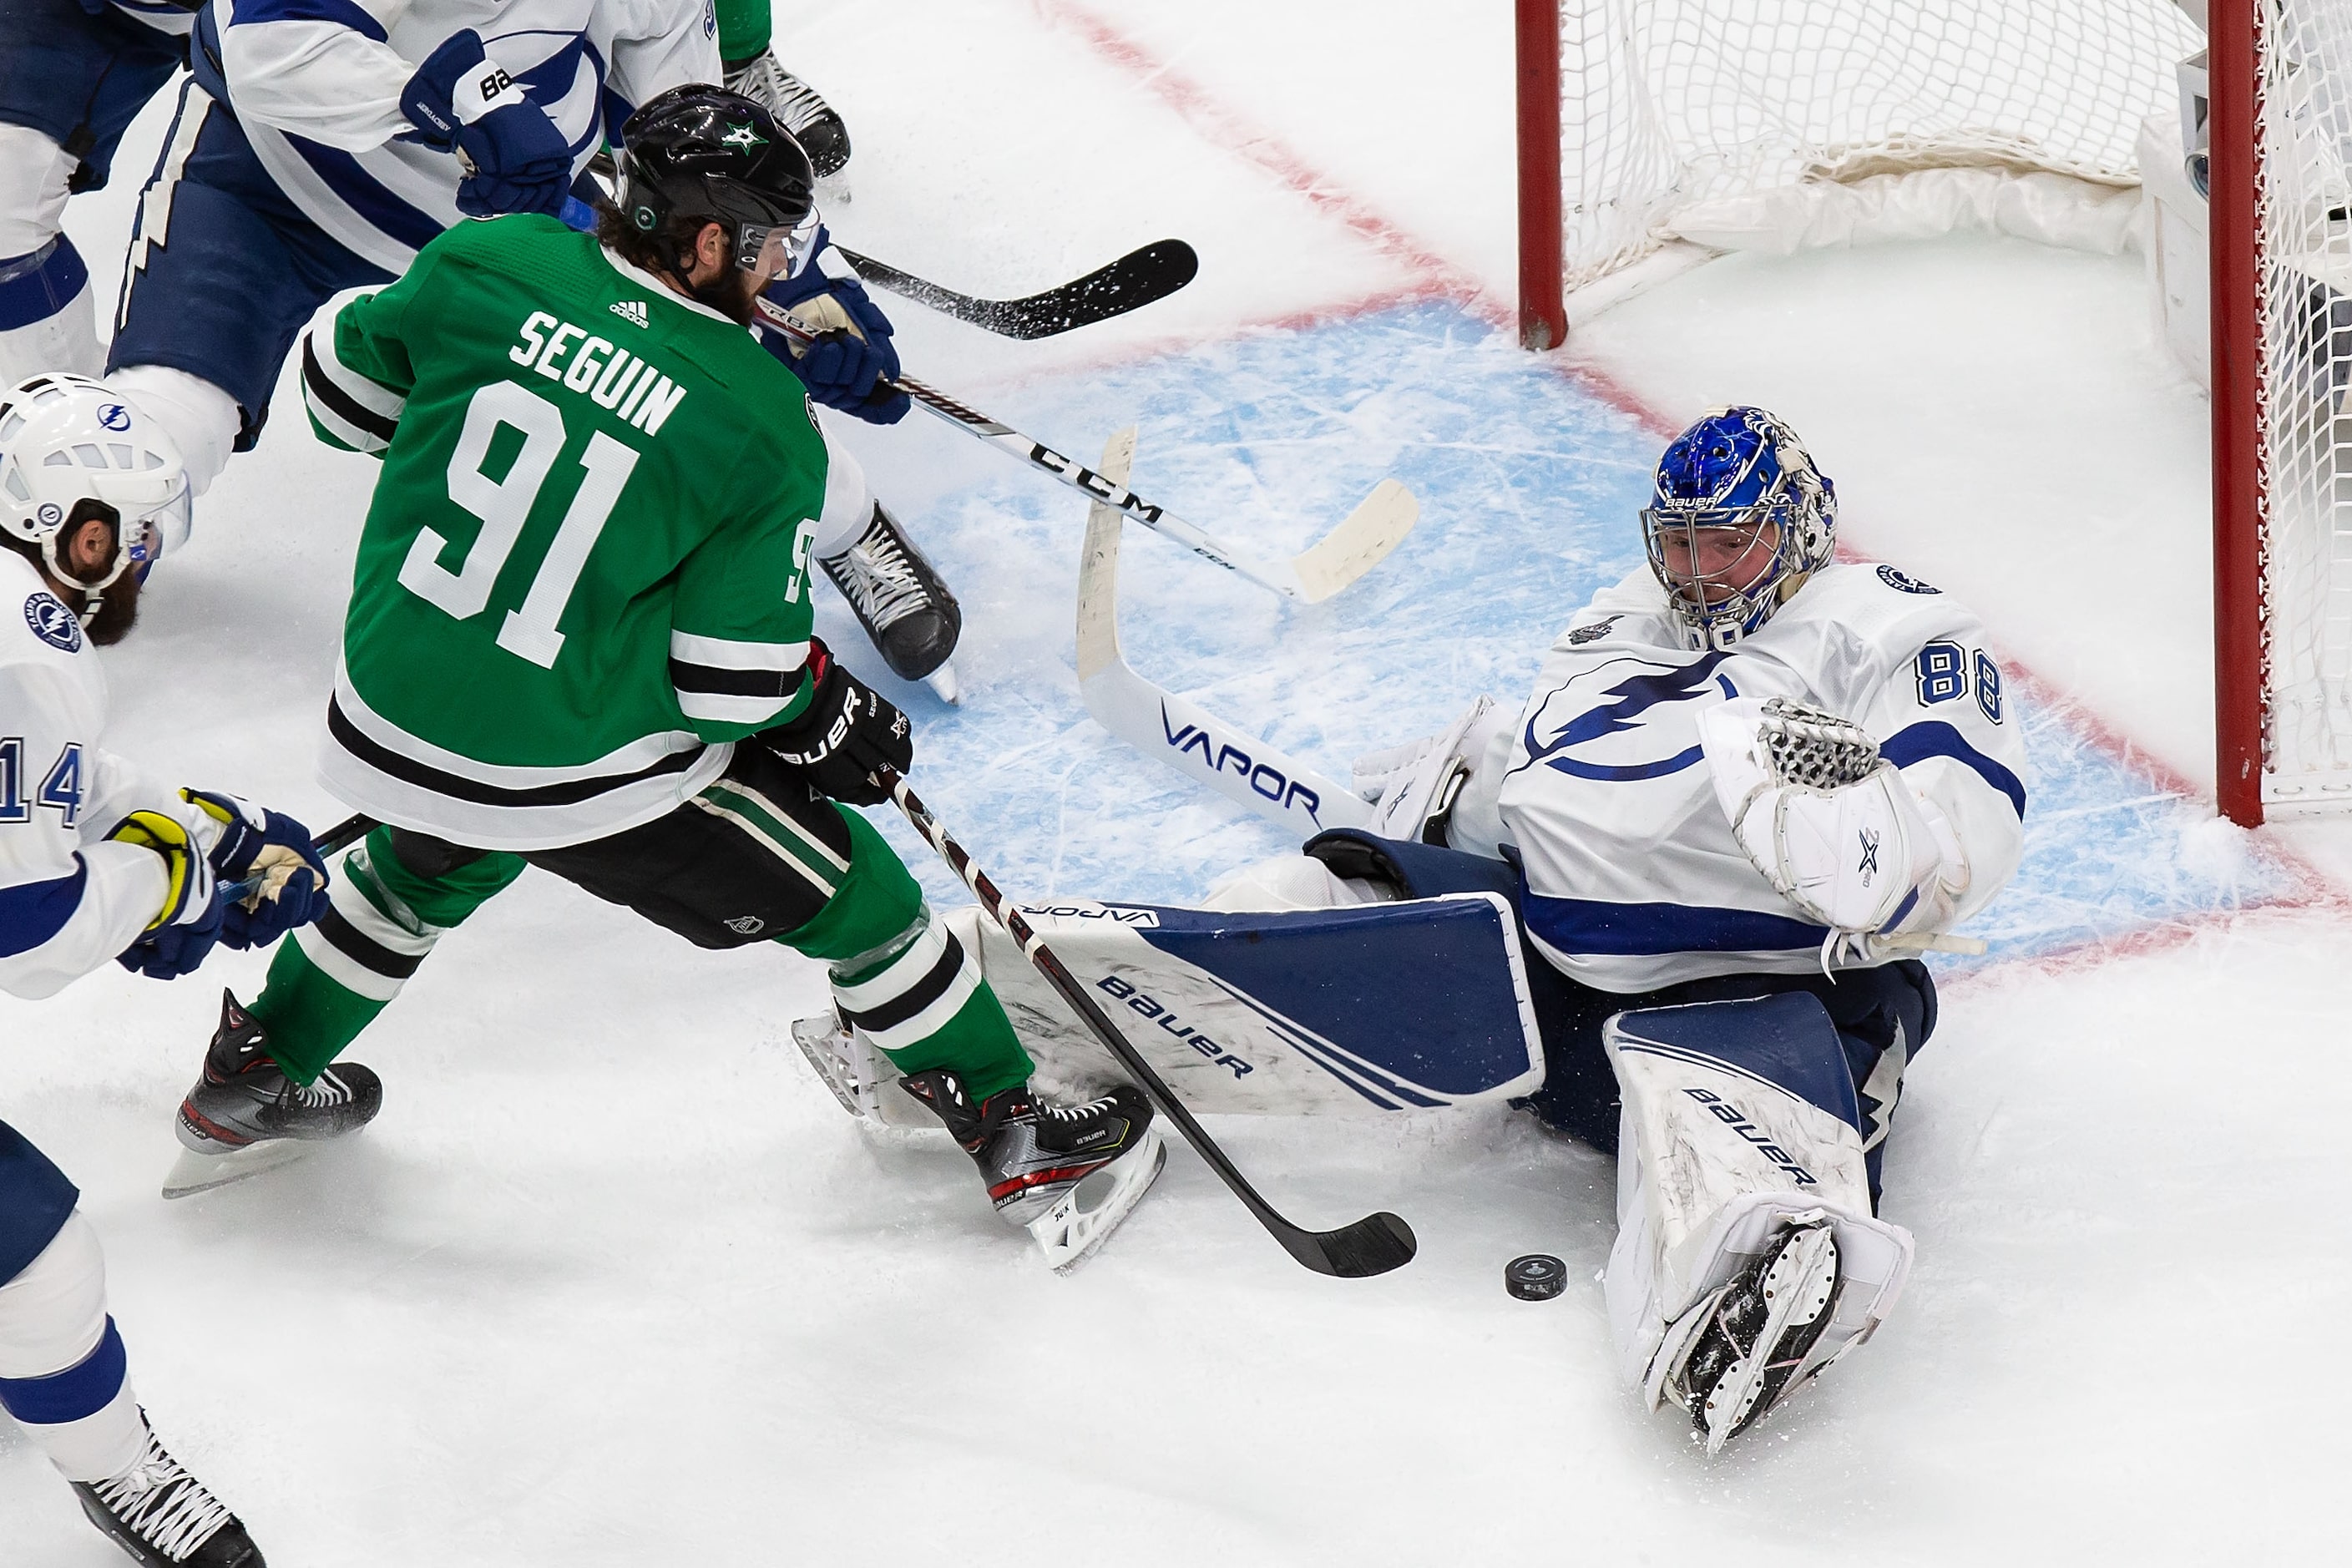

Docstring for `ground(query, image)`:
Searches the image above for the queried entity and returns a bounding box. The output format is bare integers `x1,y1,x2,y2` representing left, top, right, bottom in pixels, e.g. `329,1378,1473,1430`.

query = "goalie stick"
578,157,1197,338
883,766,1418,1279
756,298,1419,603
1076,427,1374,835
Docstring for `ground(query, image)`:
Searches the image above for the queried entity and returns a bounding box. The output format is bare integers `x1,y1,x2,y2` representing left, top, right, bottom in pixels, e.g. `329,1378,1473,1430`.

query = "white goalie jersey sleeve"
0,559,192,1000
1468,562,2026,992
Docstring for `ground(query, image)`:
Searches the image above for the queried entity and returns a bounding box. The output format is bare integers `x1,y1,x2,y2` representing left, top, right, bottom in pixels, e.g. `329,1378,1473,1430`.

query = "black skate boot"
820,502,964,695
1668,1214,1844,1453
163,991,382,1200
70,1417,265,1566
900,1069,1166,1270
722,53,852,179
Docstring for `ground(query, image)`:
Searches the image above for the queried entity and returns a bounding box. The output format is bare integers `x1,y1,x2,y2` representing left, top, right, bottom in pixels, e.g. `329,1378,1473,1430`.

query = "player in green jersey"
162,87,1164,1268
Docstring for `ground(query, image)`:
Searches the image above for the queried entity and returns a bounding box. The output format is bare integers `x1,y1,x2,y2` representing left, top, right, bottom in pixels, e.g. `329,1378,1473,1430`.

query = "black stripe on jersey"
837,933,968,1035
301,338,399,444
313,906,421,980
669,658,806,699
326,697,701,807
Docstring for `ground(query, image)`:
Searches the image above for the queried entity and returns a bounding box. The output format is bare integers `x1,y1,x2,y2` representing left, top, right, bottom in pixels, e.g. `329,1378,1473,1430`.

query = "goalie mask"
1640,406,1836,651
0,374,187,624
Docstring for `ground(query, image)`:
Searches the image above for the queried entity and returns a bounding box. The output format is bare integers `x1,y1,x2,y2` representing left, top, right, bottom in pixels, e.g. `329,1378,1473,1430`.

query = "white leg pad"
102,363,242,509
0,1211,144,1481
1603,1010,1913,1399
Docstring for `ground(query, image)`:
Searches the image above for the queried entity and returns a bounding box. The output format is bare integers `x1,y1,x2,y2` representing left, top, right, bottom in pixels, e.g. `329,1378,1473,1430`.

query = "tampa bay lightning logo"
1567,615,1621,645
1876,564,1940,595
97,402,131,432
23,591,83,653
1520,650,1734,781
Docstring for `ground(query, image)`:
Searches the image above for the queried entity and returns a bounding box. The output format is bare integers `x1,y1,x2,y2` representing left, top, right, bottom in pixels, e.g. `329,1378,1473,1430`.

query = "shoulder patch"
1875,564,1940,595
23,592,83,653
1568,615,1623,645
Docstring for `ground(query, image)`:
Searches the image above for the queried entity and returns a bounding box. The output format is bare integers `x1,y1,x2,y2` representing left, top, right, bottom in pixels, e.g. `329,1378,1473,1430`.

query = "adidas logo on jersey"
610,299,649,328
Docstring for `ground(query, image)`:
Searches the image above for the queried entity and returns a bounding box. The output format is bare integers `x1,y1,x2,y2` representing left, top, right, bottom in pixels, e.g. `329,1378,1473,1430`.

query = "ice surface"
4,3,2348,1562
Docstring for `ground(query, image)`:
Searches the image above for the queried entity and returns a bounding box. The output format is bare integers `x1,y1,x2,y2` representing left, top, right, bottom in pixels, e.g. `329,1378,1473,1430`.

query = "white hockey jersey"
1446,562,2028,994
110,0,197,39
210,0,721,276
0,554,210,1000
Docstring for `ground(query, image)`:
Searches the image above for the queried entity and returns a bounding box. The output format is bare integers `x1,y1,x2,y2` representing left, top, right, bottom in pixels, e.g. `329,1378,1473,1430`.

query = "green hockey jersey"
301,215,827,851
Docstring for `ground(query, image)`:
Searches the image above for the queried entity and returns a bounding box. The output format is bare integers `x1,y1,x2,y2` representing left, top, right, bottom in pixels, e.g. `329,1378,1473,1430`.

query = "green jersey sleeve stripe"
677,687,798,728
301,332,400,453
668,630,811,672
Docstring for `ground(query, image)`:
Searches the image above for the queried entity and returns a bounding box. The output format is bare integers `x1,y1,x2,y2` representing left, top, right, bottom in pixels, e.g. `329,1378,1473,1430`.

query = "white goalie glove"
1699,697,1970,953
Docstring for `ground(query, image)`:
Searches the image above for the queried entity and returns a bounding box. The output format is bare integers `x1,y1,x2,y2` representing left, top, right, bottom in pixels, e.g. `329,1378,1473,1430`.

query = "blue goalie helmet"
1639,405,1836,650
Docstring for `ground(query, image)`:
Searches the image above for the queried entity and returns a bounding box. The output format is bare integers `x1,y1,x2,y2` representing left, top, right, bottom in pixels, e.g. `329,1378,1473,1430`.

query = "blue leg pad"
1608,993,1862,1136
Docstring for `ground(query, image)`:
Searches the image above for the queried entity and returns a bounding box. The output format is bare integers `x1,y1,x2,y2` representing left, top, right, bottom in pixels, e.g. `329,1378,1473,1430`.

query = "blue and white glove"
109,810,225,981
180,789,333,951
399,30,573,219
759,261,910,425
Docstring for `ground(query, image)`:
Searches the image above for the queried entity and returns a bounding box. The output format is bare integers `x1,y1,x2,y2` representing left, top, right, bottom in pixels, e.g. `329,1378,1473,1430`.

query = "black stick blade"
1280,1211,1418,1278
842,240,1200,340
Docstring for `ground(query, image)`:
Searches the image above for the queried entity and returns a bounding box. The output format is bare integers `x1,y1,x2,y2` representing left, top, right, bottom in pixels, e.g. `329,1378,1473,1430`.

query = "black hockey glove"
757,640,913,806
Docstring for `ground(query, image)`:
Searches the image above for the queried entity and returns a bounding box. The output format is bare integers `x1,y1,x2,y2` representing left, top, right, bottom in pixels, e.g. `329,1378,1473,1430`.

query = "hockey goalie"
1197,406,2025,1449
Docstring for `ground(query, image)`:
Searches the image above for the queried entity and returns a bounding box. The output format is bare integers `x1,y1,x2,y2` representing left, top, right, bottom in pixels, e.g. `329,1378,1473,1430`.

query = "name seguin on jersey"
509,312,688,435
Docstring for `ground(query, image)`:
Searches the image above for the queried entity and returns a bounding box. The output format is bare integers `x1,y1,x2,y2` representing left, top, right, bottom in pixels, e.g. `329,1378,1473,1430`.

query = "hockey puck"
1504,1253,1566,1302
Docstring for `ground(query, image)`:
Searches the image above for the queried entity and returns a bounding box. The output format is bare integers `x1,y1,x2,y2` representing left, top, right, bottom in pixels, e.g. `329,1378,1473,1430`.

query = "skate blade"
1701,1224,1843,1454
161,1140,316,1200
791,1014,883,1120
923,663,960,706
1031,1129,1166,1274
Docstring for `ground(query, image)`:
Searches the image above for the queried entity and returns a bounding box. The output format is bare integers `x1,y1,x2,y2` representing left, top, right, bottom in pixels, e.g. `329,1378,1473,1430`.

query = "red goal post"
1513,3,2352,827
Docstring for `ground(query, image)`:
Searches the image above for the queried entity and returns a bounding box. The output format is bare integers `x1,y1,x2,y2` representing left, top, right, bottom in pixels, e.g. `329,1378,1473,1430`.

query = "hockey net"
2238,2,2352,812
1530,1,2204,299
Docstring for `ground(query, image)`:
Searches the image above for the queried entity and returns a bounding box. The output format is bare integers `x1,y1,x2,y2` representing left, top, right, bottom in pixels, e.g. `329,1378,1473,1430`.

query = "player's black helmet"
613,85,816,272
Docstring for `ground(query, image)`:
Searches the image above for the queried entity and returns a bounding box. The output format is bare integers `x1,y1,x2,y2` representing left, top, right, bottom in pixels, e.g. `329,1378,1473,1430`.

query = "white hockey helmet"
0,373,189,615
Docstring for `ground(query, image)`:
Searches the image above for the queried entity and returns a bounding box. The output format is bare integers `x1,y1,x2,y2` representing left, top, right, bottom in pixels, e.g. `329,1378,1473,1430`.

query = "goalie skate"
1665,1212,1844,1454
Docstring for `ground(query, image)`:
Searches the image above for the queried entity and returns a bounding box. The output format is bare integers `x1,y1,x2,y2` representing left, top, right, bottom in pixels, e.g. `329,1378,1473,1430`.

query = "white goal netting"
2255,1,2352,804
1557,1,2206,291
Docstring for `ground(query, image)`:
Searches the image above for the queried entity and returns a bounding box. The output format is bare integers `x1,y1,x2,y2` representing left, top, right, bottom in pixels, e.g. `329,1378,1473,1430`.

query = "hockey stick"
224,812,378,903
1075,427,1373,836
756,296,1419,602
882,766,1417,1278
832,240,1198,340
579,154,1196,337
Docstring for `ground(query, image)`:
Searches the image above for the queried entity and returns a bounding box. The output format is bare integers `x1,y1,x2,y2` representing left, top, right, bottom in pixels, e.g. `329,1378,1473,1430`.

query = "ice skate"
899,1068,1165,1271
820,502,963,695
721,53,852,180
1664,1212,1844,1453
790,1010,894,1120
164,992,382,1200
69,1418,264,1566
